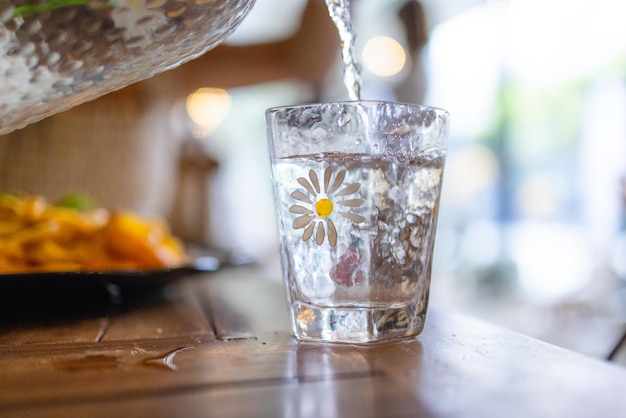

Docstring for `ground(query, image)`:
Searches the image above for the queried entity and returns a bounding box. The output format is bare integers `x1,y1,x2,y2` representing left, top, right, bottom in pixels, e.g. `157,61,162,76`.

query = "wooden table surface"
1,265,626,418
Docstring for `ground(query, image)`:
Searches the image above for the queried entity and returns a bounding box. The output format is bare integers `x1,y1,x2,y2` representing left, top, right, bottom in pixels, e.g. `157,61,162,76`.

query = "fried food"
0,194,188,273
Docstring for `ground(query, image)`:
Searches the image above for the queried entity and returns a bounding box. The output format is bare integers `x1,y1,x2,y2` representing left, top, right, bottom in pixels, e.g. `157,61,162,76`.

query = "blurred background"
188,0,626,363
1,0,626,363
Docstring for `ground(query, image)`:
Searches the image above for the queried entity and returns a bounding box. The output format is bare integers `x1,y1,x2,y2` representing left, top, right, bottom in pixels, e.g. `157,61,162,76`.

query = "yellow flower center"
315,198,333,218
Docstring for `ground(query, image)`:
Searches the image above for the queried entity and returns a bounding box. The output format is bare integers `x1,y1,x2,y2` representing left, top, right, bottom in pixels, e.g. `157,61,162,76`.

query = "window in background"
425,0,626,358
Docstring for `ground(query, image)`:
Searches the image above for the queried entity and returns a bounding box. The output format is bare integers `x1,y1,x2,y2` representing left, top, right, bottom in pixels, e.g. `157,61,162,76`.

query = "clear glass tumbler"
266,100,450,344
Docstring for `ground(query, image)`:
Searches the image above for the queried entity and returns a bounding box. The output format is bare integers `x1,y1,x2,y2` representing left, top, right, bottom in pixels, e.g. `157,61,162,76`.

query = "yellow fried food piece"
105,211,187,270
0,194,188,273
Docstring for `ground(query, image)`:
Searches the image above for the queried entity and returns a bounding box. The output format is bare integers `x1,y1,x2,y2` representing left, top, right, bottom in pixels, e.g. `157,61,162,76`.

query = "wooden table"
1,265,626,418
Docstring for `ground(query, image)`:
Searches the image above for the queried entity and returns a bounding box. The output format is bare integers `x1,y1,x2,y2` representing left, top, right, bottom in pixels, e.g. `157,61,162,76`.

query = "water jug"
0,0,256,134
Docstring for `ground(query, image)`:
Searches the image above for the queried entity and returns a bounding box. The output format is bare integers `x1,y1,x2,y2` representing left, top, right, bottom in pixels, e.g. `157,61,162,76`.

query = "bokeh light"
186,87,231,137
362,36,407,77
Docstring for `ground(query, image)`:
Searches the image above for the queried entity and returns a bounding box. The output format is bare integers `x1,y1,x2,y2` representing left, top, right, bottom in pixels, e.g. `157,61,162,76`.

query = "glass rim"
265,100,450,119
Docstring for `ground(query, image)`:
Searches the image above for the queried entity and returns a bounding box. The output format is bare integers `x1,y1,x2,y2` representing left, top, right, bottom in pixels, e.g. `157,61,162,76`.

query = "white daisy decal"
289,167,365,247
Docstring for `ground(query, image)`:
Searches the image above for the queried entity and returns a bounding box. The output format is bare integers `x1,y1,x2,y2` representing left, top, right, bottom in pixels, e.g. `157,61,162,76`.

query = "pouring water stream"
324,0,362,100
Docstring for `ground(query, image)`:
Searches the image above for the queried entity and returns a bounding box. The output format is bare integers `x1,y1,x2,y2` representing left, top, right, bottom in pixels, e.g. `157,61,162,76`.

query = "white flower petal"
315,222,325,245
336,182,360,197
337,198,364,207
291,191,313,204
327,219,337,247
327,170,346,194
308,169,320,193
302,221,315,241
339,211,365,223
323,167,332,193
289,205,313,215
293,215,314,229
297,177,316,196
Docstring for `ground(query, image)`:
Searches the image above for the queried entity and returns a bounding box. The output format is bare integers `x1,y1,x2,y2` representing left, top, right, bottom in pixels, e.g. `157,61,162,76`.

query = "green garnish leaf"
56,193,98,211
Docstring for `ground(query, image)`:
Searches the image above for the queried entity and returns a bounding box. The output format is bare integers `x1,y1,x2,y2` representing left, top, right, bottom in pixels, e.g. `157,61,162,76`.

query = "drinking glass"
266,100,449,344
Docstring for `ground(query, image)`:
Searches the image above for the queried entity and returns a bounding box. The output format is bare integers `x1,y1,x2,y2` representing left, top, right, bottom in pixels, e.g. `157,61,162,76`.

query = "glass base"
290,301,427,344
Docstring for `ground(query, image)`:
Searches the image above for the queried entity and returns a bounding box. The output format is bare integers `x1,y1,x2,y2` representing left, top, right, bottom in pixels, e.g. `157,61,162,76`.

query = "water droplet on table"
142,347,193,371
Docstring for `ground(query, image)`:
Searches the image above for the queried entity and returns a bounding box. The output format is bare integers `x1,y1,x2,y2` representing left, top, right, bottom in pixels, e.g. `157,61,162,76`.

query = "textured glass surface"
0,0,256,134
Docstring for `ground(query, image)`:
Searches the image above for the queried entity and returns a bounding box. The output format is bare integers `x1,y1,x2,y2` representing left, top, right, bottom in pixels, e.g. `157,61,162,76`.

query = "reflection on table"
1,265,626,418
